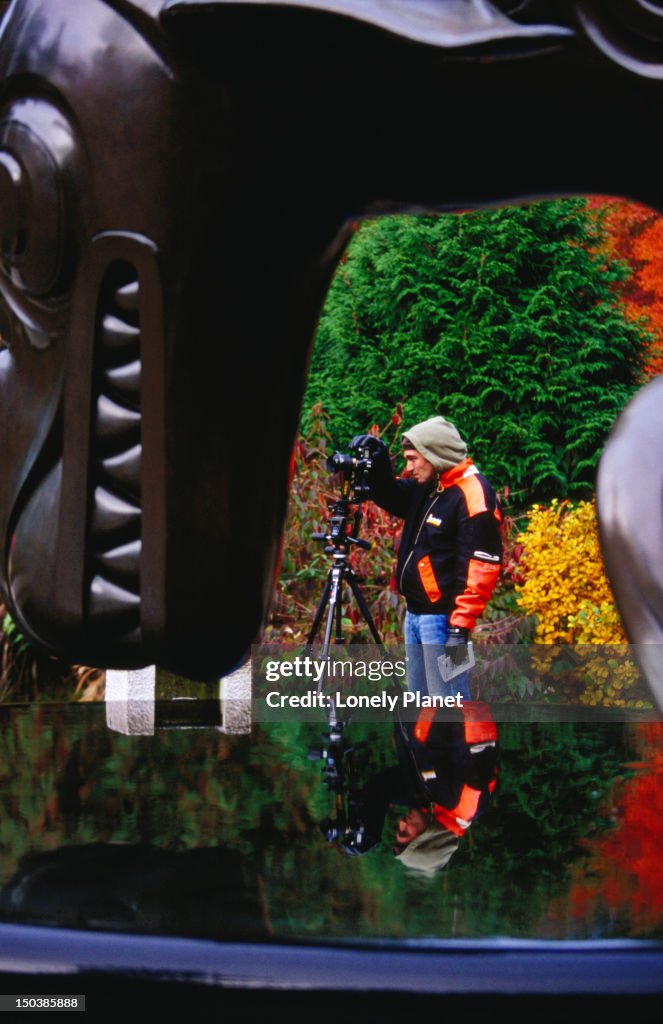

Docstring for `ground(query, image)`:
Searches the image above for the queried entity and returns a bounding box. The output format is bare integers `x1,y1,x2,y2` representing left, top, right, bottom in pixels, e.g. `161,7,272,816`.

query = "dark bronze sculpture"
0,0,662,688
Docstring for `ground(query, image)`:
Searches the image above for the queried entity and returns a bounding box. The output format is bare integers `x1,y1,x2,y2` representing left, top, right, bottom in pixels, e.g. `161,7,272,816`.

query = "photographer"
340,703,498,876
350,417,502,700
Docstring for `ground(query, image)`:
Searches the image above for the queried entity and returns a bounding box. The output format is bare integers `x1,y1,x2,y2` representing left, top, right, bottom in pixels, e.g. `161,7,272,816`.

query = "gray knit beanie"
402,416,467,472
394,821,459,876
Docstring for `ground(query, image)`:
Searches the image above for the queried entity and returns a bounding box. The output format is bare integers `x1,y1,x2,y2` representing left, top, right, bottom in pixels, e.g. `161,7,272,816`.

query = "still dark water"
0,702,660,945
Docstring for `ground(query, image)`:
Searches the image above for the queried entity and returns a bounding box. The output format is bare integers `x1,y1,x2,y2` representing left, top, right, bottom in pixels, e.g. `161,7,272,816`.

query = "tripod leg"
321,592,337,654
316,563,352,698
317,577,341,695
321,566,342,656
346,569,386,651
334,575,345,644
307,575,332,645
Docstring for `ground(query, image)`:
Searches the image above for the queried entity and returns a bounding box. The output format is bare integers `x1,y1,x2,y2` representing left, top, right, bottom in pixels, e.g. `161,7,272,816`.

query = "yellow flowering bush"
515,499,646,707
516,499,617,642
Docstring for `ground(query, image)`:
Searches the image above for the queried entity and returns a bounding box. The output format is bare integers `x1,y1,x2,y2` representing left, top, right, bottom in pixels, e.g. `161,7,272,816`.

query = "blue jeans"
404,610,471,702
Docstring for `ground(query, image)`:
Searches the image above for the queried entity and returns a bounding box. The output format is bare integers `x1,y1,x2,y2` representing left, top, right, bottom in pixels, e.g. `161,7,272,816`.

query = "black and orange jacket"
352,704,498,847
403,704,498,836
370,457,502,630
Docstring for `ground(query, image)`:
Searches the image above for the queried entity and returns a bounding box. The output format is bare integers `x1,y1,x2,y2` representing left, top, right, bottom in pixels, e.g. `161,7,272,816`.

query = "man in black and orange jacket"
352,416,502,699
343,703,498,876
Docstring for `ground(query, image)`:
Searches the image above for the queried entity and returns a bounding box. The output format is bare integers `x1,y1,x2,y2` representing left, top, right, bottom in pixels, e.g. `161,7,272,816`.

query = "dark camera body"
327,442,378,499
328,451,373,498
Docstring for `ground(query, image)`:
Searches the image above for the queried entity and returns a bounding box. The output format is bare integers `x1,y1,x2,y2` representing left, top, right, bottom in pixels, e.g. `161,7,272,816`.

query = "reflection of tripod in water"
307,479,384,664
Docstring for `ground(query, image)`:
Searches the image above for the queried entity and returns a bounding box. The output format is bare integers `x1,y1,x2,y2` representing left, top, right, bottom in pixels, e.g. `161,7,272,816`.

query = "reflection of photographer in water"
389,703,498,875
346,417,502,700
318,704,498,877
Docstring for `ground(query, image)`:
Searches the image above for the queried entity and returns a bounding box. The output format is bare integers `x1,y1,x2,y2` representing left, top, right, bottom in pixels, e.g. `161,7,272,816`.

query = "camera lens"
331,452,354,472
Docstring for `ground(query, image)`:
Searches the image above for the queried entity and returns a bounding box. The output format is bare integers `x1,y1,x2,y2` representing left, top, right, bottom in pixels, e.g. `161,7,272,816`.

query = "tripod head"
311,480,371,556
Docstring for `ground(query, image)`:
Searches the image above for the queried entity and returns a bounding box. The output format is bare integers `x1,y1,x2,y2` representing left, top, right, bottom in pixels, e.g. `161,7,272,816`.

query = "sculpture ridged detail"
88,266,143,644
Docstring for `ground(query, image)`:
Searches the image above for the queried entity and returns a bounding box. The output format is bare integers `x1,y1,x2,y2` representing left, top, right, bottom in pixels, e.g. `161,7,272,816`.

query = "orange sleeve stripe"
414,707,437,743
432,806,466,836
432,786,483,834
464,718,498,744
462,702,498,743
452,785,483,822
467,558,501,599
457,474,488,517
450,559,501,630
450,598,485,631
417,555,442,602
417,708,498,746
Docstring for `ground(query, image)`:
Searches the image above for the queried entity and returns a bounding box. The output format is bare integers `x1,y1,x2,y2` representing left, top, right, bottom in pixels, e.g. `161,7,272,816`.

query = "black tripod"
307,479,385,664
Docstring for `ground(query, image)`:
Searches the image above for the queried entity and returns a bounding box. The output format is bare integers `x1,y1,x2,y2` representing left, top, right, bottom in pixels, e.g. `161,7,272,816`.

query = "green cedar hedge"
303,199,651,505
